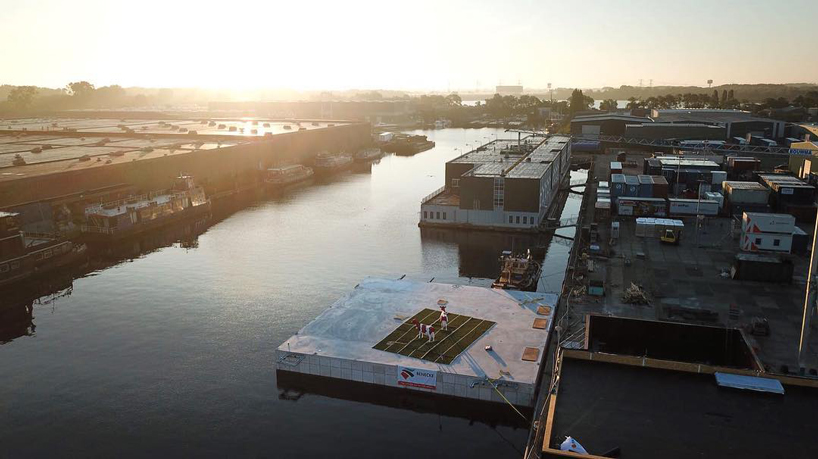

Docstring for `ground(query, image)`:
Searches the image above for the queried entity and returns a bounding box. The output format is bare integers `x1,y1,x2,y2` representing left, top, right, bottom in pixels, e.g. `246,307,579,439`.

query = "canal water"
0,128,580,458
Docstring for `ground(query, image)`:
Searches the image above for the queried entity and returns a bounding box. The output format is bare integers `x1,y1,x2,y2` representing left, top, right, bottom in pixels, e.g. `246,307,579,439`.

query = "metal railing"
80,225,117,235
420,186,445,205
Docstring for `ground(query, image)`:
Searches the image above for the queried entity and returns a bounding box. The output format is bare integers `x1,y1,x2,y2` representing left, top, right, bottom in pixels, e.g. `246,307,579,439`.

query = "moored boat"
354,148,383,162
382,134,435,156
314,152,353,175
491,250,542,292
81,175,210,241
265,164,314,188
0,211,87,289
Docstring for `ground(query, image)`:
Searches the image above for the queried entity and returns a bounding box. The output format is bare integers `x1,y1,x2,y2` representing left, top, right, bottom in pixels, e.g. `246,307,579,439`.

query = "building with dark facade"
570,109,786,141
420,135,571,230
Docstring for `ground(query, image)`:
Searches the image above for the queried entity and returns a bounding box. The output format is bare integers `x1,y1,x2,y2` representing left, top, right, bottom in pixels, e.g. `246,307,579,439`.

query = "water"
0,128,580,458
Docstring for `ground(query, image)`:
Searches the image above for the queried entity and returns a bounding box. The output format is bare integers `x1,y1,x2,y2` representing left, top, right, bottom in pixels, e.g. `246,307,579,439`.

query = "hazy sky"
2,0,816,91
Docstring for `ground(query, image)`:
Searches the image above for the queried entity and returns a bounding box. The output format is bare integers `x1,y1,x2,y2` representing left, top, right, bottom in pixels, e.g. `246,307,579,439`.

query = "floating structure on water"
382,134,435,156
265,164,314,188
492,250,542,292
354,148,383,162
276,278,557,408
0,211,86,288
420,135,571,231
81,175,210,240
314,152,353,175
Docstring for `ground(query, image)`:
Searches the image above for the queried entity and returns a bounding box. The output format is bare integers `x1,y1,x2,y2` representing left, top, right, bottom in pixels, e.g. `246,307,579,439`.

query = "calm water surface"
0,128,579,458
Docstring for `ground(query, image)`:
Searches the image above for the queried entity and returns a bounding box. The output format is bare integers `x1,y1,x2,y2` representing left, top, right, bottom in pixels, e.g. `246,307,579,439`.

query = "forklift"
660,228,681,245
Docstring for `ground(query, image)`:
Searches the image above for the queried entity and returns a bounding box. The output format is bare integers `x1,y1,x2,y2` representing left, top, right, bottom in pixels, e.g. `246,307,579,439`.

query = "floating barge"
276,278,557,408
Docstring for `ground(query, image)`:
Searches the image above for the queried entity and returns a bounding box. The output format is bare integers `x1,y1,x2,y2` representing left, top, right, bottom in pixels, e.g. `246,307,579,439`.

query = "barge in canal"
80,175,210,241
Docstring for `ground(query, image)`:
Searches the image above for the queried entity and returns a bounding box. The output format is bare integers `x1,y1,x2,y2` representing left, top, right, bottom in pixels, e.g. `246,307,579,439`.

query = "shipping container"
740,232,792,253
668,199,719,216
727,202,771,217
638,175,653,198
610,161,623,179
784,203,816,223
617,197,668,217
792,227,809,255
611,221,620,239
625,175,640,197
711,170,727,186
703,192,724,209
742,212,795,234
611,174,626,198
644,158,662,176
723,181,769,205
731,253,793,283
651,175,669,198
598,181,609,189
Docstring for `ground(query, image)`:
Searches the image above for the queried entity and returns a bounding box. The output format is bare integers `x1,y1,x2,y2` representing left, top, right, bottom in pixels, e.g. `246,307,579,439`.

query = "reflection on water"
0,128,580,458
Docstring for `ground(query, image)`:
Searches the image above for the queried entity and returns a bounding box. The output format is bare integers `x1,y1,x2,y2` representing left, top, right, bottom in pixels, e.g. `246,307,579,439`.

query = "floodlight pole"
798,215,818,370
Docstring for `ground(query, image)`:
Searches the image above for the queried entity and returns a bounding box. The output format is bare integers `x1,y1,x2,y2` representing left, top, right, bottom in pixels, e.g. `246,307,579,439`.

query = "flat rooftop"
455,135,569,180
651,109,774,124
0,117,348,138
546,353,818,458
278,278,557,387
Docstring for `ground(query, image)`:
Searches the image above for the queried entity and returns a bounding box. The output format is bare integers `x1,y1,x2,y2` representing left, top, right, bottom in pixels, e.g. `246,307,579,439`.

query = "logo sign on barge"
397,366,437,390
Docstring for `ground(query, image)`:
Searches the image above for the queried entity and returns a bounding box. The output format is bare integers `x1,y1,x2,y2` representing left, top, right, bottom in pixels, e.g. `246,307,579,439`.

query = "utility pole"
798,215,818,370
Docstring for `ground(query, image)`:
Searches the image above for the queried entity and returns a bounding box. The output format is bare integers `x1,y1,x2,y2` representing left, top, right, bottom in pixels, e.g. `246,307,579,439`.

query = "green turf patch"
373,308,495,364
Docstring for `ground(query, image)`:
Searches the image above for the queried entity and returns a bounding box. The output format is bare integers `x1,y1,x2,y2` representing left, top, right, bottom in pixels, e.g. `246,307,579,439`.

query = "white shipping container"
711,170,727,184
668,199,719,216
741,232,793,253
611,221,620,239
741,212,796,234
703,192,724,209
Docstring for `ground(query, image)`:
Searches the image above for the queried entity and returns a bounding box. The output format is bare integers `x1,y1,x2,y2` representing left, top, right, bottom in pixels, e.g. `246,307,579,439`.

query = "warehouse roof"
547,354,818,459
0,117,348,138
650,109,776,124
570,114,652,124
0,133,244,169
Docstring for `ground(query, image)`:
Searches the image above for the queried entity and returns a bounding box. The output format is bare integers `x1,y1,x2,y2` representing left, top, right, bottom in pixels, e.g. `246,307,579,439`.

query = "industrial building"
570,109,786,141
495,85,524,96
650,109,786,140
419,135,571,231
569,114,651,137
0,116,369,209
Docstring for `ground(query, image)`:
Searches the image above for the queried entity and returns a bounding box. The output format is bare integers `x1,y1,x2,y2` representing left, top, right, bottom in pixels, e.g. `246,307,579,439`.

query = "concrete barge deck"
276,278,558,407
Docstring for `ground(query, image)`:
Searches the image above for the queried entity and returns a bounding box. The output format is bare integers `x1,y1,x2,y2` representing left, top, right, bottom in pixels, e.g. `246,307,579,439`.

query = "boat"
354,148,383,162
314,152,353,175
382,134,435,156
0,211,88,289
265,164,314,188
81,175,210,241
491,250,542,292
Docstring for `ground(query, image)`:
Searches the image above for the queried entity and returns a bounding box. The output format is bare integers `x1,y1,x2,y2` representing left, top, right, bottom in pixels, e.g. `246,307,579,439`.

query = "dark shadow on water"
276,370,532,429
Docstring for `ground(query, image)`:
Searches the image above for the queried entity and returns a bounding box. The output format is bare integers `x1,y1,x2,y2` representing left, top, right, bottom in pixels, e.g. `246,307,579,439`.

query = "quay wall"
0,123,370,207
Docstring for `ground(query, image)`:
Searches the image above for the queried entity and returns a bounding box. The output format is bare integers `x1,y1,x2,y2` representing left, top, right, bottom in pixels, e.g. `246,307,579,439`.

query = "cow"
412,319,435,342
439,305,448,331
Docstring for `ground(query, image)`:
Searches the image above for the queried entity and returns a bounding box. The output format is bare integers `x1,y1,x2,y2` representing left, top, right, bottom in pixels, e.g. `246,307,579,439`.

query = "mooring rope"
485,376,528,421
